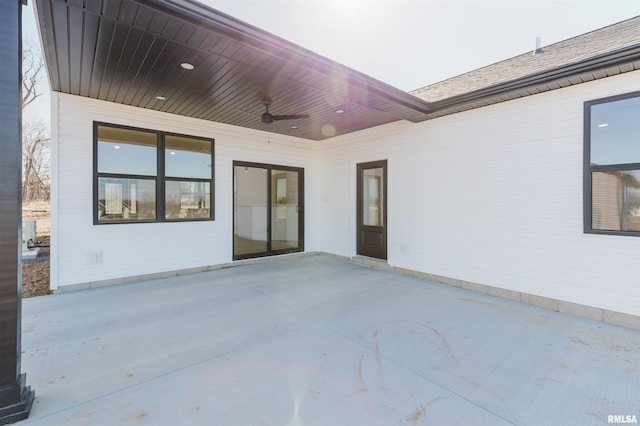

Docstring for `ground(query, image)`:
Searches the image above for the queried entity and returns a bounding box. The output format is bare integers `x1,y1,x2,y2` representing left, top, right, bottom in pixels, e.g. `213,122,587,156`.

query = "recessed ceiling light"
155,95,167,100
170,151,176,155
181,62,194,70
114,145,120,149
597,123,608,127
335,109,345,114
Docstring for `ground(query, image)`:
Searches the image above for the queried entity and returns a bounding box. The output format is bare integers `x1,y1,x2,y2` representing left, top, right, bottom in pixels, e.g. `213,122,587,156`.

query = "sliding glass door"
233,162,304,260
271,168,301,251
233,164,268,256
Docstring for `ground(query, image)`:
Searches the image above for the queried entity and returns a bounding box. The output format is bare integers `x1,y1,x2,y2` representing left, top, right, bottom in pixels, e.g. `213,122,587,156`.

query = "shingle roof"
411,16,640,105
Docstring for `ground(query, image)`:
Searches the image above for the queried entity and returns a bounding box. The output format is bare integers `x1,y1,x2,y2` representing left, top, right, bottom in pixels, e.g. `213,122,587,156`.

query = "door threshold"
233,251,310,264
352,255,390,269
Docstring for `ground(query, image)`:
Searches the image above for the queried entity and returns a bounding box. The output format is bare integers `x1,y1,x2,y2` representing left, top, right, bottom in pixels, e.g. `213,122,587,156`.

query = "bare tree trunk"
21,41,50,202
22,119,50,201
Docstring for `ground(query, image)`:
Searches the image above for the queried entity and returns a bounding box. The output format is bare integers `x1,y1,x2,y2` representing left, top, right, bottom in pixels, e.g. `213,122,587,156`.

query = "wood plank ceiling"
34,0,432,140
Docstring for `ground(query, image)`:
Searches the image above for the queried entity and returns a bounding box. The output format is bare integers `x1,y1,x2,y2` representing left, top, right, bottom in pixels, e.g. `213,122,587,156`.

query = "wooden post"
0,0,35,423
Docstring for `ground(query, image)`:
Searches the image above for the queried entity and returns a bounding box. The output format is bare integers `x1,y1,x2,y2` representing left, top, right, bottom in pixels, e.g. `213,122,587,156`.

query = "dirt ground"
22,200,52,298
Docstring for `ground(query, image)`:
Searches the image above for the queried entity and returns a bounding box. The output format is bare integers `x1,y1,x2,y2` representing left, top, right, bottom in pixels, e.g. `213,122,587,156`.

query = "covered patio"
21,254,639,425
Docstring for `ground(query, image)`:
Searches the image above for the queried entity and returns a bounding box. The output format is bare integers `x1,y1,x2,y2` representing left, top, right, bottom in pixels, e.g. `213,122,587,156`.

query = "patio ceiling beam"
0,0,35,423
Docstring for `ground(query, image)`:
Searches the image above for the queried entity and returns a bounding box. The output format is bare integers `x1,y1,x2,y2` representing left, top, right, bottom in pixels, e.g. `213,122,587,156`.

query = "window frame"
584,91,640,237
93,122,215,225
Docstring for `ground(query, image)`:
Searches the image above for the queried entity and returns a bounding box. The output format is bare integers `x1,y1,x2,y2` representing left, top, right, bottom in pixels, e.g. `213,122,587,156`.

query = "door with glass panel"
357,160,387,260
233,162,304,260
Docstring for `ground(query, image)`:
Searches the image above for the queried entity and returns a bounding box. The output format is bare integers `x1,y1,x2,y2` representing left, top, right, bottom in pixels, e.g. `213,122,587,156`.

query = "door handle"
296,205,301,213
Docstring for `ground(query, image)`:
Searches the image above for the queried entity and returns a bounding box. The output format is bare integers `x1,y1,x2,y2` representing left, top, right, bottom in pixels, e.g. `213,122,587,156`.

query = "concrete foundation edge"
347,254,640,331
53,252,315,293
54,251,639,331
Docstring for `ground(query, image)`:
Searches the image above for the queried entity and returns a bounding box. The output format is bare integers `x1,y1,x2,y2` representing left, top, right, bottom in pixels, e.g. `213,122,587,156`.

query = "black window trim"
584,90,640,237
93,121,215,225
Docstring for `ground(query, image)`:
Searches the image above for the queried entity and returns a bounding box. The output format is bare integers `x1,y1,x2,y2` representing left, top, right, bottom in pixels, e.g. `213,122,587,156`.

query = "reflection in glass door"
233,165,268,257
233,162,304,260
363,168,383,227
272,169,300,251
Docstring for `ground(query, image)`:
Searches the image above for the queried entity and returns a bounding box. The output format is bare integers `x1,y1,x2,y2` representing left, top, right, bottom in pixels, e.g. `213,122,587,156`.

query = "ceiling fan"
261,98,309,124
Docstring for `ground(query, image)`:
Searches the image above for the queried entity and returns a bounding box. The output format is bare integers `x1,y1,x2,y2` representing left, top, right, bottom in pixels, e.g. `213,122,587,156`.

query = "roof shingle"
411,16,640,103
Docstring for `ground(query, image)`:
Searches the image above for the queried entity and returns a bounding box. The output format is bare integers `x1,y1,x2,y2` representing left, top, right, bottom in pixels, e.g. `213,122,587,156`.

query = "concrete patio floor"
21,254,639,425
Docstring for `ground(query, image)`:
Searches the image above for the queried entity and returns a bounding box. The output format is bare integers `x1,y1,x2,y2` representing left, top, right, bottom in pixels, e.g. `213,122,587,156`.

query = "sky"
21,0,640,124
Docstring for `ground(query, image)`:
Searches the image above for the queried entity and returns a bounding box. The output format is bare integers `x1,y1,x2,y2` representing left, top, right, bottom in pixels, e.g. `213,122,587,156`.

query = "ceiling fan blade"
272,114,310,121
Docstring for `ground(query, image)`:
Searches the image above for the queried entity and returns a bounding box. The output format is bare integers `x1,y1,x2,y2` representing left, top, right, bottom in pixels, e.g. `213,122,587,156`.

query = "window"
94,123,214,224
165,135,212,220
584,91,640,235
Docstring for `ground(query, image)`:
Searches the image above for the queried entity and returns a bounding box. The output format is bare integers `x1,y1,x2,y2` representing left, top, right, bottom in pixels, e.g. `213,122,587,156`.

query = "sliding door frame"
232,161,304,260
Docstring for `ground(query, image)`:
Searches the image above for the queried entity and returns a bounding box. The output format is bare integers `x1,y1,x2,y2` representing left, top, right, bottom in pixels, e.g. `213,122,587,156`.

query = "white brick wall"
319,71,640,316
51,94,318,289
